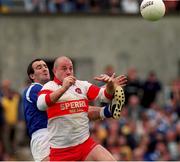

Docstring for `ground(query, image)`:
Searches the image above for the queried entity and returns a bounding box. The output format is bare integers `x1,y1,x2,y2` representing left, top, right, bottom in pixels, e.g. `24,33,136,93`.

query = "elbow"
37,95,48,111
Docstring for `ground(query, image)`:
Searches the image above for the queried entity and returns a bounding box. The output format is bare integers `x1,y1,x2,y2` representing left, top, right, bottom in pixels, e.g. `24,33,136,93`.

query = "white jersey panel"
41,80,91,148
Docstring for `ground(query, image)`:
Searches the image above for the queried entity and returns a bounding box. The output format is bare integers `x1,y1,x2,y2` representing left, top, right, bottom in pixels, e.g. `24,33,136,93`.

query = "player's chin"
43,76,50,81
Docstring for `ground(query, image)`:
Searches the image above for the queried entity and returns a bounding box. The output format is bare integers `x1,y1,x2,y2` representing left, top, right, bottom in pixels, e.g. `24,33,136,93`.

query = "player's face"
55,58,74,81
31,60,50,84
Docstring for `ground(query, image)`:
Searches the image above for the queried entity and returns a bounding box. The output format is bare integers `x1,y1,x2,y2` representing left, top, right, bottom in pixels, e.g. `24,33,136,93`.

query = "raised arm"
49,76,76,103
37,76,76,111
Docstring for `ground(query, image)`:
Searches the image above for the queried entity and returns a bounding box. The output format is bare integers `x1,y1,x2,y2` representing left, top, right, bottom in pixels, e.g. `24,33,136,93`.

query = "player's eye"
36,65,42,70
61,67,67,71
44,65,48,69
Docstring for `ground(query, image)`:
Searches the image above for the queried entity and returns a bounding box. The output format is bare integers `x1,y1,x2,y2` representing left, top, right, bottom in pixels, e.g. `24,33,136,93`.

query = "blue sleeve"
25,84,42,104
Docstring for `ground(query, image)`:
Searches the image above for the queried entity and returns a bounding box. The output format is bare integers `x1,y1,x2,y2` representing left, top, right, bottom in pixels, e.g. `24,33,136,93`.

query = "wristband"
100,104,112,119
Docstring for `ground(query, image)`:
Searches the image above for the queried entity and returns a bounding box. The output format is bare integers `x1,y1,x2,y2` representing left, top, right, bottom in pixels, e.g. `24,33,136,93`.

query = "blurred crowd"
0,65,180,160
0,0,180,14
92,66,180,161
0,79,31,160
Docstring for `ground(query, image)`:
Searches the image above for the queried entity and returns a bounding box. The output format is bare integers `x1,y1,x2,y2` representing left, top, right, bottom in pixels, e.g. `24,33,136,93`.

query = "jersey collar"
53,76,62,85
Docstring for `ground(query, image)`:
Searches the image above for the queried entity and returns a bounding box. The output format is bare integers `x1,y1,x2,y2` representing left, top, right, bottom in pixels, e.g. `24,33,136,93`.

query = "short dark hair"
27,58,44,82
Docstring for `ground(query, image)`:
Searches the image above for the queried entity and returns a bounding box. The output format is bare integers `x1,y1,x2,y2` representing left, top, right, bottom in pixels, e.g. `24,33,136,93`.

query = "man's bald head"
53,56,72,70
53,56,74,81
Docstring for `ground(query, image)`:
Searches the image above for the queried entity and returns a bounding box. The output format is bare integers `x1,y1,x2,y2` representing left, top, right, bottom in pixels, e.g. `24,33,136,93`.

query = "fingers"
114,75,128,87
108,73,116,83
94,74,111,82
111,73,116,79
62,76,76,89
117,75,127,82
94,73,127,87
67,76,76,84
115,75,127,82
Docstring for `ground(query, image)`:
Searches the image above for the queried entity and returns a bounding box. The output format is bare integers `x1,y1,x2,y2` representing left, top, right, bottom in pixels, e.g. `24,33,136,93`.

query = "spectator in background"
23,0,47,13
127,95,143,121
0,79,20,158
89,0,103,13
170,77,180,102
164,0,178,13
0,0,1,12
166,129,179,160
175,121,180,142
152,141,171,161
176,0,180,11
75,0,89,12
0,90,5,160
121,0,139,14
164,77,180,119
141,71,162,108
133,147,145,160
48,0,75,13
48,0,89,13
0,0,13,13
118,134,132,160
0,93,4,141
0,0,179,14
124,67,142,105
175,122,180,160
108,0,121,14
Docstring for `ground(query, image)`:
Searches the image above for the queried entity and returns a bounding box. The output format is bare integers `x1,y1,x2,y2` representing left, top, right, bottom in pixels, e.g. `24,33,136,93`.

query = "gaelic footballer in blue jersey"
23,59,51,161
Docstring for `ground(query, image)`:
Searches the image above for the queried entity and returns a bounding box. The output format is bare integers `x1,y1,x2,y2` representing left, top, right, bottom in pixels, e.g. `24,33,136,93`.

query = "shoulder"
42,81,58,90
76,80,90,85
29,83,43,93
75,80,92,89
24,83,42,97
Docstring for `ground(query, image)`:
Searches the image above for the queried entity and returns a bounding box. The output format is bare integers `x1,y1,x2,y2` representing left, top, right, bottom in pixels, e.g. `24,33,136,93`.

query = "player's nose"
66,69,71,75
42,67,48,72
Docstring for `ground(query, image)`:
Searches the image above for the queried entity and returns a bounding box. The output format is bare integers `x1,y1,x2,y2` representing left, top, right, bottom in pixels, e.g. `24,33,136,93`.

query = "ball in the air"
140,0,166,21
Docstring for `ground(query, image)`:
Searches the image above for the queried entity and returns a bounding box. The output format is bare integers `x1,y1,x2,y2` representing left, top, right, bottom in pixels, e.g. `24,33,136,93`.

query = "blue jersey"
23,83,48,137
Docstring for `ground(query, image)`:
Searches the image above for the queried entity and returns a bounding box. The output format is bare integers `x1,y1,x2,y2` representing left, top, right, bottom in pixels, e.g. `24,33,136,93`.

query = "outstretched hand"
105,73,116,95
114,75,127,87
94,73,127,87
94,73,115,83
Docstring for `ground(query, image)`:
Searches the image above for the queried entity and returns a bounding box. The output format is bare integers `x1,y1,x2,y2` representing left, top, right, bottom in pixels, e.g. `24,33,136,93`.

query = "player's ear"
30,74,35,80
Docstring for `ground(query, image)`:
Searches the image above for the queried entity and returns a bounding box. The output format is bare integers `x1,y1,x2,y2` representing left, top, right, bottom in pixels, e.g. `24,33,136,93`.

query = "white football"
140,0,166,21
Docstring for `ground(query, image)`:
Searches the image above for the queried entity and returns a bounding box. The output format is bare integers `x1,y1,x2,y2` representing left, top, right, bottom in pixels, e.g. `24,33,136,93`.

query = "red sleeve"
87,85,100,101
38,89,53,106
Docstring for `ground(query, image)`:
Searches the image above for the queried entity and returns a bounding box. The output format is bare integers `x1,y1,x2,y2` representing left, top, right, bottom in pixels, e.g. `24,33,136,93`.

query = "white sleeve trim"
37,94,48,111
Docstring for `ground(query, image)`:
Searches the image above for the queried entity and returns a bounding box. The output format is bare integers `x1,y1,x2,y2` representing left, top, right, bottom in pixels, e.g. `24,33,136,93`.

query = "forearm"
88,105,112,121
88,106,102,121
105,82,115,96
49,87,67,104
37,86,68,111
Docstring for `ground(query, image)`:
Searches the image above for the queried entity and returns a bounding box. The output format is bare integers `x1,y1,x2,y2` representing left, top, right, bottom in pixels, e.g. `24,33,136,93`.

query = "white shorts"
30,128,50,161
